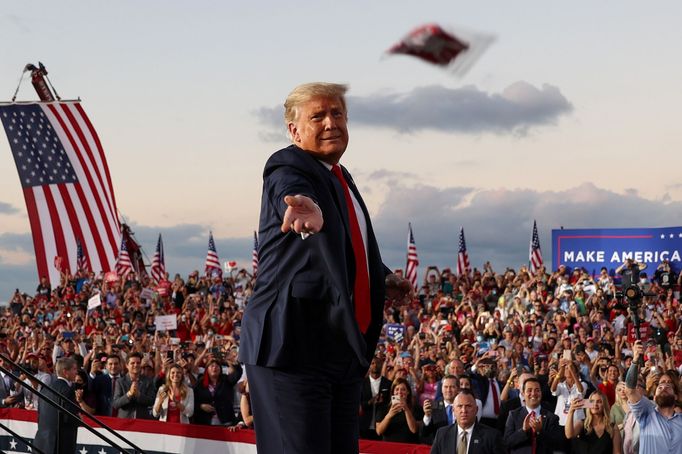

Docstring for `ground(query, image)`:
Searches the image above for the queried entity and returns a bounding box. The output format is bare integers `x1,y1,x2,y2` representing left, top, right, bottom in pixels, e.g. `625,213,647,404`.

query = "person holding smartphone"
375,377,418,443
565,392,621,454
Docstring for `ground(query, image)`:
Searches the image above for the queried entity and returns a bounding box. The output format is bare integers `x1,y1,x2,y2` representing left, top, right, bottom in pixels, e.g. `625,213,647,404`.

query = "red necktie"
490,378,499,414
530,410,537,454
331,164,371,333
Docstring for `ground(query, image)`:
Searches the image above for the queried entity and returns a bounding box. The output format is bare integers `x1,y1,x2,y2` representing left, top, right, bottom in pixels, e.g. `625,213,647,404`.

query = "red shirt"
598,381,616,406
166,392,182,423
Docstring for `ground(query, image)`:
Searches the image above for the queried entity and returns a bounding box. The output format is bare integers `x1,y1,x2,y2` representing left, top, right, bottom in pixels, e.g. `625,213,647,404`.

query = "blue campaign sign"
386,323,405,342
552,226,682,275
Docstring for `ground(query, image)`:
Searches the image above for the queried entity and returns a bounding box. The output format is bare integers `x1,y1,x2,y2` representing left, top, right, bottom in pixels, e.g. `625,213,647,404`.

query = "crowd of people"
1,258,681,453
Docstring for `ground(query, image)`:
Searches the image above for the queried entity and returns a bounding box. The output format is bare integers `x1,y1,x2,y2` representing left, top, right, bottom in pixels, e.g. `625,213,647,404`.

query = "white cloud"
255,81,573,139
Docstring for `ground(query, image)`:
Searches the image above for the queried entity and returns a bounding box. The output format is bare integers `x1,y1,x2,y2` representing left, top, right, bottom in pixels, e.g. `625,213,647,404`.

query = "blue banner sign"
386,323,405,342
552,226,682,274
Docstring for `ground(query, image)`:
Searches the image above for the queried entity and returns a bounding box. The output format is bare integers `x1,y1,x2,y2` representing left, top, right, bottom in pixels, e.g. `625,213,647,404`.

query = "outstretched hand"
385,274,412,307
281,195,323,236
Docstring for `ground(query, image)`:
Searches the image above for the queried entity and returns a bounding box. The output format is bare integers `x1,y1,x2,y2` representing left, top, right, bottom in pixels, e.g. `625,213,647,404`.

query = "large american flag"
456,227,471,277
204,231,222,277
150,234,166,283
115,237,133,278
529,220,544,274
0,102,120,286
405,223,419,290
252,231,259,277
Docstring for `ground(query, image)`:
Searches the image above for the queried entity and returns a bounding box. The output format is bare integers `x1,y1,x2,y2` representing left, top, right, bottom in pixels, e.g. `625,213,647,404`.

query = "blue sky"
1,1,682,299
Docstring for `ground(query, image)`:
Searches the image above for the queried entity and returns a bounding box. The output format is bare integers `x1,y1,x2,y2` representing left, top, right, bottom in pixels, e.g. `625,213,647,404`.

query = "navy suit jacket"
34,377,79,454
421,399,452,444
431,422,504,454
503,406,563,454
240,145,389,368
91,373,116,416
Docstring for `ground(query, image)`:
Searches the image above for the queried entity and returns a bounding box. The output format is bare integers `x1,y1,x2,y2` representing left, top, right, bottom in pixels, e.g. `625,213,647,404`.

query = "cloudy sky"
1,1,681,300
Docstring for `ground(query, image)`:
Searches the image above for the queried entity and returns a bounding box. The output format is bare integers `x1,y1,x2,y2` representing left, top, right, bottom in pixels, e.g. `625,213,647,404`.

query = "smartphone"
391,395,401,405
62,331,74,340
581,400,595,409
563,350,572,361
166,350,174,361
169,337,181,346
516,364,524,375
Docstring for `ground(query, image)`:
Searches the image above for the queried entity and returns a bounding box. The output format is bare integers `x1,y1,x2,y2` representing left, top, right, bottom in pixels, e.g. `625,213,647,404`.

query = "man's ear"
287,123,299,143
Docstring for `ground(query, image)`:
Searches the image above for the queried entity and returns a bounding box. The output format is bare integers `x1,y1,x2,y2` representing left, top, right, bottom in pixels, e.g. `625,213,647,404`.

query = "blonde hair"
583,391,613,436
614,381,628,408
283,82,348,125
163,364,188,401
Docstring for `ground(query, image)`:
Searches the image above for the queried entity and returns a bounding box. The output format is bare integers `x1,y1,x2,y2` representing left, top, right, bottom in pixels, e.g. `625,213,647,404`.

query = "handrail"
0,352,147,454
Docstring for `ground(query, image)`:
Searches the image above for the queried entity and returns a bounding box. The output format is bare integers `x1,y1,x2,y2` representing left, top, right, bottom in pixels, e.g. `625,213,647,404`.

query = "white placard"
154,314,178,331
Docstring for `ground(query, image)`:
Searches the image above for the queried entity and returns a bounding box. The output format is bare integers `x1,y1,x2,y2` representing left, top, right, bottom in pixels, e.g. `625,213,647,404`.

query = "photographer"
625,340,682,452
551,356,586,427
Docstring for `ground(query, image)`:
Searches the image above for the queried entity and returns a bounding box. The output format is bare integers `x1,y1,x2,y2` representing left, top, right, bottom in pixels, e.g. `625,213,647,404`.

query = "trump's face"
288,95,348,164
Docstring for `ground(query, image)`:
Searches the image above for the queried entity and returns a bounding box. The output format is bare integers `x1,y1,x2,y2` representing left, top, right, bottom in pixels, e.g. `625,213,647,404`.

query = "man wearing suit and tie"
33,357,80,454
240,82,408,454
359,356,392,440
470,355,505,428
504,377,563,454
112,352,155,419
431,390,504,454
91,355,122,416
422,374,460,444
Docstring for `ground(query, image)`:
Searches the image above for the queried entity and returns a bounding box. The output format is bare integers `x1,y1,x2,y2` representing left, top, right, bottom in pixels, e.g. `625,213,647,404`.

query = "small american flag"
252,231,259,277
529,220,544,274
405,223,419,290
150,234,166,283
76,238,89,272
115,237,133,279
0,103,120,286
204,231,222,277
456,227,471,277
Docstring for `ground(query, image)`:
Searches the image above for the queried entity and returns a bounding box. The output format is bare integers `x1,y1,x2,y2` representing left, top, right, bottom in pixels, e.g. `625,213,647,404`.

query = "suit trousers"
247,356,365,454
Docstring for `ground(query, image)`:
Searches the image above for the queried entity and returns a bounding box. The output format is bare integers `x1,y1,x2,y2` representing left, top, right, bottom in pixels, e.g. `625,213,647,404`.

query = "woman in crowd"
609,381,629,431
152,364,194,423
565,392,622,454
193,358,242,426
74,369,95,414
416,364,439,407
375,377,418,443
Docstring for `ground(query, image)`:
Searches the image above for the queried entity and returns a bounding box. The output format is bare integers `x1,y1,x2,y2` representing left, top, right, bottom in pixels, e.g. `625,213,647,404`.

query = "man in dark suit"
359,356,392,440
470,355,505,428
503,377,563,454
422,374,459,444
240,82,408,454
497,371,533,433
90,354,122,416
431,390,504,454
112,352,156,419
33,357,80,454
